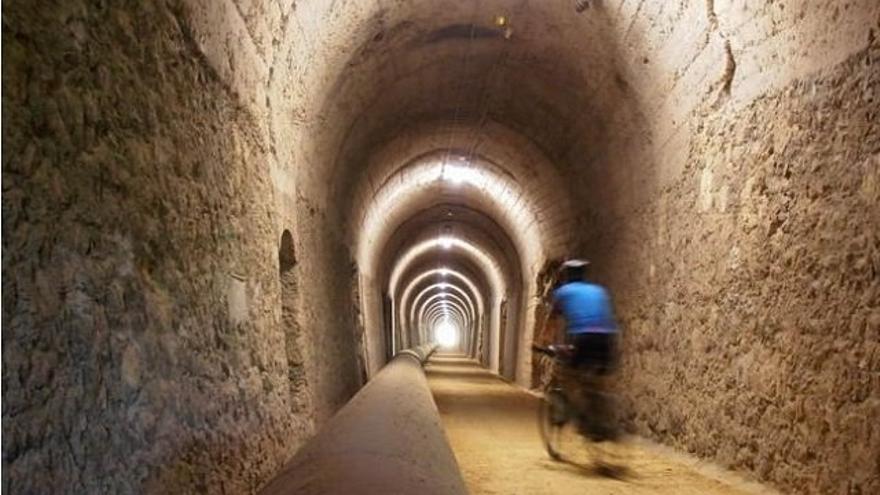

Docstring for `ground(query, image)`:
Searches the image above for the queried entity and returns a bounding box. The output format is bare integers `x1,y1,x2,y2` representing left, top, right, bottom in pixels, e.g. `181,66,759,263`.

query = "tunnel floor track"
426,356,777,495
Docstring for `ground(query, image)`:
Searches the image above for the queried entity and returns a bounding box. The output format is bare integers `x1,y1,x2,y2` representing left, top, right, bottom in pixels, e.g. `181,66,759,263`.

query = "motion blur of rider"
550,259,619,440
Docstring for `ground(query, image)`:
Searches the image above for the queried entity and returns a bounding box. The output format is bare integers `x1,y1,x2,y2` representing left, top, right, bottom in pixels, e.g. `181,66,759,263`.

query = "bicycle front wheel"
538,388,572,460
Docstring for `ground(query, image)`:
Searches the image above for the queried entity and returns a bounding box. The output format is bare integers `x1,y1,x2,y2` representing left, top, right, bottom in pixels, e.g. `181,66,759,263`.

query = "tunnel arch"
350,121,578,270
7,1,879,494
391,247,500,364
386,227,517,372
258,3,880,492
397,265,487,326
355,150,564,276
422,301,469,333
268,1,647,385
281,2,638,203
263,0,654,388
412,286,477,330
423,305,469,352
388,232,506,300
397,267,487,349
352,141,574,378
417,288,476,348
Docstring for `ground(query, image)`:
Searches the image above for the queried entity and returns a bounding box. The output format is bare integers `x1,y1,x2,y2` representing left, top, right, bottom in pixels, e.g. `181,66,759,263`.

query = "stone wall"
0,2,341,492
4,1,877,493
277,193,362,423
588,37,879,495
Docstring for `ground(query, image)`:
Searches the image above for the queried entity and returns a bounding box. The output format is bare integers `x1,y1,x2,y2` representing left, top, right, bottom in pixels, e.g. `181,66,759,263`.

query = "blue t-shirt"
553,282,616,334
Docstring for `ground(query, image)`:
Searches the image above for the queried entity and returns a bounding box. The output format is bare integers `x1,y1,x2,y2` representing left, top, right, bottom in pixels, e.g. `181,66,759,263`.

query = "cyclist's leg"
564,334,597,437
591,333,620,441
572,333,619,441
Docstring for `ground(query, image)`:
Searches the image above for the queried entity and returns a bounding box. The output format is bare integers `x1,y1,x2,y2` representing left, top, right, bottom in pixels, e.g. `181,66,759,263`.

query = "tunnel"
2,1,879,494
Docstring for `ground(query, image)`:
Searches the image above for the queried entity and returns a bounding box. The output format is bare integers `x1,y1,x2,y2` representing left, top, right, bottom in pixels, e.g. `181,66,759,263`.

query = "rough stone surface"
1,2,358,493
4,0,879,493
589,41,880,495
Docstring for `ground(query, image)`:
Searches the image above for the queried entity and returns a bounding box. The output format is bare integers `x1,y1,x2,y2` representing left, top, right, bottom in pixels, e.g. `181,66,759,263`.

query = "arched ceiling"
287,0,629,188
354,142,573,281
412,286,477,330
397,265,486,348
388,227,507,300
397,265,488,328
265,0,645,366
269,0,640,247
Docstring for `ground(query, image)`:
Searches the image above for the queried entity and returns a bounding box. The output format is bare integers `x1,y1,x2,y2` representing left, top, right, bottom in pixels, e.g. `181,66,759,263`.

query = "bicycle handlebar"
532,344,553,356
531,344,575,357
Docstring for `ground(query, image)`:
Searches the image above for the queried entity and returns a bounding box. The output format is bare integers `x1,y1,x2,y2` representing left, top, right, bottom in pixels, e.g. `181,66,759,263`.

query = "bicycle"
532,343,621,464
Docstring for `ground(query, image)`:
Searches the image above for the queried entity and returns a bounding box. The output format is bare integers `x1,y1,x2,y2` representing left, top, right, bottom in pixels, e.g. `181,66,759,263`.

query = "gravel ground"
426,357,778,495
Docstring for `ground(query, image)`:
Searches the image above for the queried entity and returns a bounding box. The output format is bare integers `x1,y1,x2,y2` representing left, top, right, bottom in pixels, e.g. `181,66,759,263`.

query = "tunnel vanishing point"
2,1,879,494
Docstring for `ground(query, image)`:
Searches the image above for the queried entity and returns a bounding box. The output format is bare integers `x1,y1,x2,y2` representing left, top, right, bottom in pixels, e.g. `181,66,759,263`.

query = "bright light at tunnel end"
434,321,460,348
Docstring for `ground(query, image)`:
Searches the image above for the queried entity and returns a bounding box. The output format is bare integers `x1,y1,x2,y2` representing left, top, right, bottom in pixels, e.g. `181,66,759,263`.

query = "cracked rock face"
3,0,879,494
2,3,325,493
598,46,880,495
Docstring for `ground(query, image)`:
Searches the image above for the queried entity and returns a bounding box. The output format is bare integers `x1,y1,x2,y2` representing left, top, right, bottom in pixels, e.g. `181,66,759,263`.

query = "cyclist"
549,258,619,441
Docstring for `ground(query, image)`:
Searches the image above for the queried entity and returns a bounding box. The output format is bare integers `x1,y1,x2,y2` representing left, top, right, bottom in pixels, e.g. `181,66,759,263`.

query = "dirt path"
426,357,777,495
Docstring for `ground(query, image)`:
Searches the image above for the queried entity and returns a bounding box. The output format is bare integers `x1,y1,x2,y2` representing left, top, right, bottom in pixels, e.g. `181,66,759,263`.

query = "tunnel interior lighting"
434,320,459,348
439,164,478,185
438,236,454,249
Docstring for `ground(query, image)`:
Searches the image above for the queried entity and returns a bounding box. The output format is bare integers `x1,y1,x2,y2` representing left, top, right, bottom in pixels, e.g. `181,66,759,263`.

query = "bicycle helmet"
559,259,590,282
561,259,590,269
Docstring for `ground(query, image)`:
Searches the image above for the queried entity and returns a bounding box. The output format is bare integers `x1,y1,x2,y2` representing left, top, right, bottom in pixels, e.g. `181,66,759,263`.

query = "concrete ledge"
259,345,465,495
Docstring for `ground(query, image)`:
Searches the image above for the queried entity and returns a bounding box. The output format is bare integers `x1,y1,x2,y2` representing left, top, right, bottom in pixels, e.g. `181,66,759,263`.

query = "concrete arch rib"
397,268,484,348
415,290,475,348
412,286,476,331
394,254,495,366
389,236,505,299
419,293,474,349
389,236,508,369
353,135,574,279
